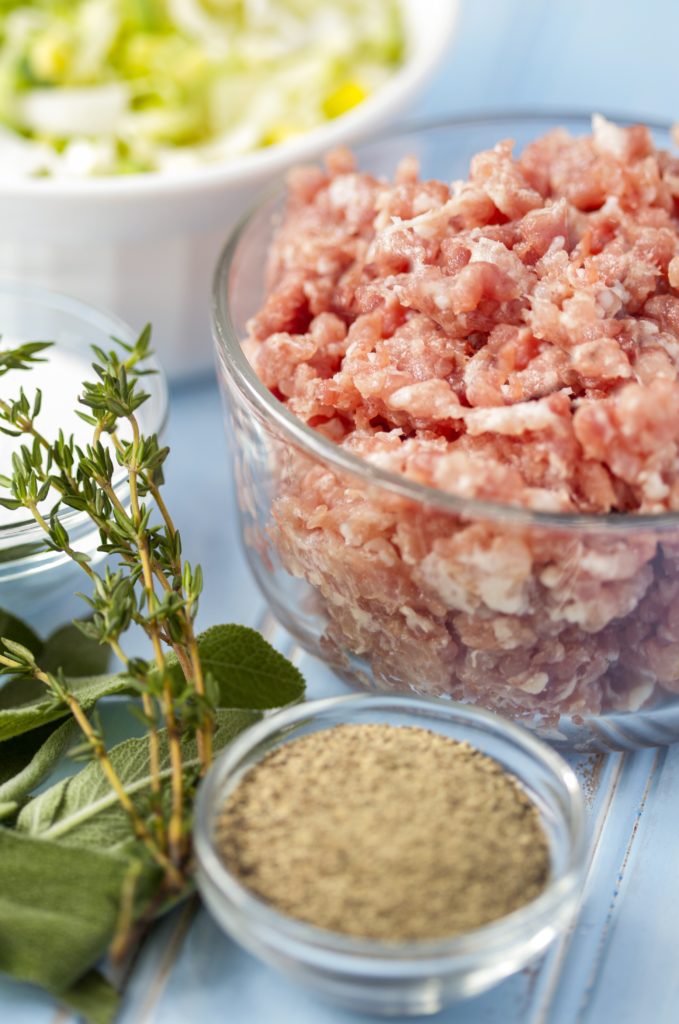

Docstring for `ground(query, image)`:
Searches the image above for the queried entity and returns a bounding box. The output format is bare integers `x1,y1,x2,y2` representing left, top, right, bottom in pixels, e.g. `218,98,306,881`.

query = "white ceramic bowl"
0,0,458,381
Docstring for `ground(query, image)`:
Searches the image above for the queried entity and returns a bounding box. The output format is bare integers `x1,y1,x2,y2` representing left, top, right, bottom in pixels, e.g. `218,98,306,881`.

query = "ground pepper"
215,723,550,941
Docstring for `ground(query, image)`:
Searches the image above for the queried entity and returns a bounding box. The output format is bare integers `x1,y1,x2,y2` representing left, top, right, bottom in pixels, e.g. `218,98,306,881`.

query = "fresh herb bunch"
0,333,304,1023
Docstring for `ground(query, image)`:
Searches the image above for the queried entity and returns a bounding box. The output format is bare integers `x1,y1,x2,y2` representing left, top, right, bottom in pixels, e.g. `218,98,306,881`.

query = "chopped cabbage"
0,0,404,176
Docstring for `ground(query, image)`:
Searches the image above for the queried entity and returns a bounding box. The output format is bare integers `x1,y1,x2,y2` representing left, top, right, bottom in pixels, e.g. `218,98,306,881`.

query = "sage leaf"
0,676,44,709
0,828,157,993
0,801,18,820
0,607,42,662
168,624,305,709
41,621,111,678
56,969,119,1024
17,708,260,848
0,718,78,806
0,719,57,784
0,671,131,742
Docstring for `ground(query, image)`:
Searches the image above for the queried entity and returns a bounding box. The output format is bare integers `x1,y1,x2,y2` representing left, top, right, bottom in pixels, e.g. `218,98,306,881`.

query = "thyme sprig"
0,331,212,884
0,333,306,1021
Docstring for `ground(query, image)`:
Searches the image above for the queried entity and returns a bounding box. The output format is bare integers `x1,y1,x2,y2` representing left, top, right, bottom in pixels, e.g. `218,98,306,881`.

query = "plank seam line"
125,897,200,1024
575,748,663,1023
46,899,196,1024
529,752,626,1024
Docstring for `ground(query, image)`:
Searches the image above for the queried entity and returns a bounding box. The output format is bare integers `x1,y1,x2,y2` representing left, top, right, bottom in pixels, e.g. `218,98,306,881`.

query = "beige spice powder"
215,723,551,941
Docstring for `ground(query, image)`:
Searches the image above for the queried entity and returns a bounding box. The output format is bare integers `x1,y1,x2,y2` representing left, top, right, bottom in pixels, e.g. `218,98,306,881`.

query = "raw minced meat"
242,116,679,726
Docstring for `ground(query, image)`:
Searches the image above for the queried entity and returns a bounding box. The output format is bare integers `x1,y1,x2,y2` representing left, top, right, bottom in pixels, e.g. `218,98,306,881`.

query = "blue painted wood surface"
4,3,679,1020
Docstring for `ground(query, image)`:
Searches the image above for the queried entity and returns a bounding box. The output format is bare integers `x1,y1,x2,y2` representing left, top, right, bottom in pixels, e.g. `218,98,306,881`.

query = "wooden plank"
529,750,661,1023
0,981,64,1024
118,901,200,1024
577,745,679,1024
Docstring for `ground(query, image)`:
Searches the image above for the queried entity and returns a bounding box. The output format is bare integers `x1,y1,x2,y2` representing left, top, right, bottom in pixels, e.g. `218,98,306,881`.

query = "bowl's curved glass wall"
214,116,679,752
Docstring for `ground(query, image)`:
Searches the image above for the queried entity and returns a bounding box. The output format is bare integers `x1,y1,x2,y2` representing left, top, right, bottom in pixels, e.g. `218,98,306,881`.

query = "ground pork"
241,117,679,729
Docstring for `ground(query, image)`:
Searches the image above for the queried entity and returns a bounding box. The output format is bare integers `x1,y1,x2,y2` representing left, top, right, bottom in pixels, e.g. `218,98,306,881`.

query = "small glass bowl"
0,279,168,634
194,694,587,1016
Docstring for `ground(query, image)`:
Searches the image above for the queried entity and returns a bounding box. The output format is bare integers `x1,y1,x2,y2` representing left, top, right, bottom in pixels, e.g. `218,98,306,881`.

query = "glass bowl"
212,113,679,752
194,693,586,1016
0,279,168,635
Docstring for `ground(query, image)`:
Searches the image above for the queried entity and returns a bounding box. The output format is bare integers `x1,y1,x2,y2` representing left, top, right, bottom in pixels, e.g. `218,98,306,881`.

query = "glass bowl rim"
0,277,169,540
194,692,587,963
212,110,679,534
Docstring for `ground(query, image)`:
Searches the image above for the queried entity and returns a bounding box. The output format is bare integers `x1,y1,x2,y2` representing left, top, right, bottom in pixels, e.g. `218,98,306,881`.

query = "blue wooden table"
4,2,679,1020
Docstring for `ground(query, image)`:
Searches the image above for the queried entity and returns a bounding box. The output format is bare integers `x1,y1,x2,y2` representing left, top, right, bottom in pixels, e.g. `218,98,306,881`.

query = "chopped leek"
0,0,404,176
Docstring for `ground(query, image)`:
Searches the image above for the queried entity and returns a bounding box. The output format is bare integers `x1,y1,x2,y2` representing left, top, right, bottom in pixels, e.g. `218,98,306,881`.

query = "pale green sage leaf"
0,718,79,806
16,708,260,847
41,622,111,678
0,672,131,742
0,608,42,663
0,719,58,783
0,828,156,993
0,676,44,710
168,624,305,710
56,969,120,1024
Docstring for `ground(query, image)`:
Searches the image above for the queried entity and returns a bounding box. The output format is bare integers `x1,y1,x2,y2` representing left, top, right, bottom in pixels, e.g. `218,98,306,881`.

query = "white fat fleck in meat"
592,113,630,159
465,400,561,436
623,679,657,711
328,174,362,210
596,287,624,316
669,256,679,290
399,605,440,634
637,470,670,501
508,671,549,694
417,554,477,613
